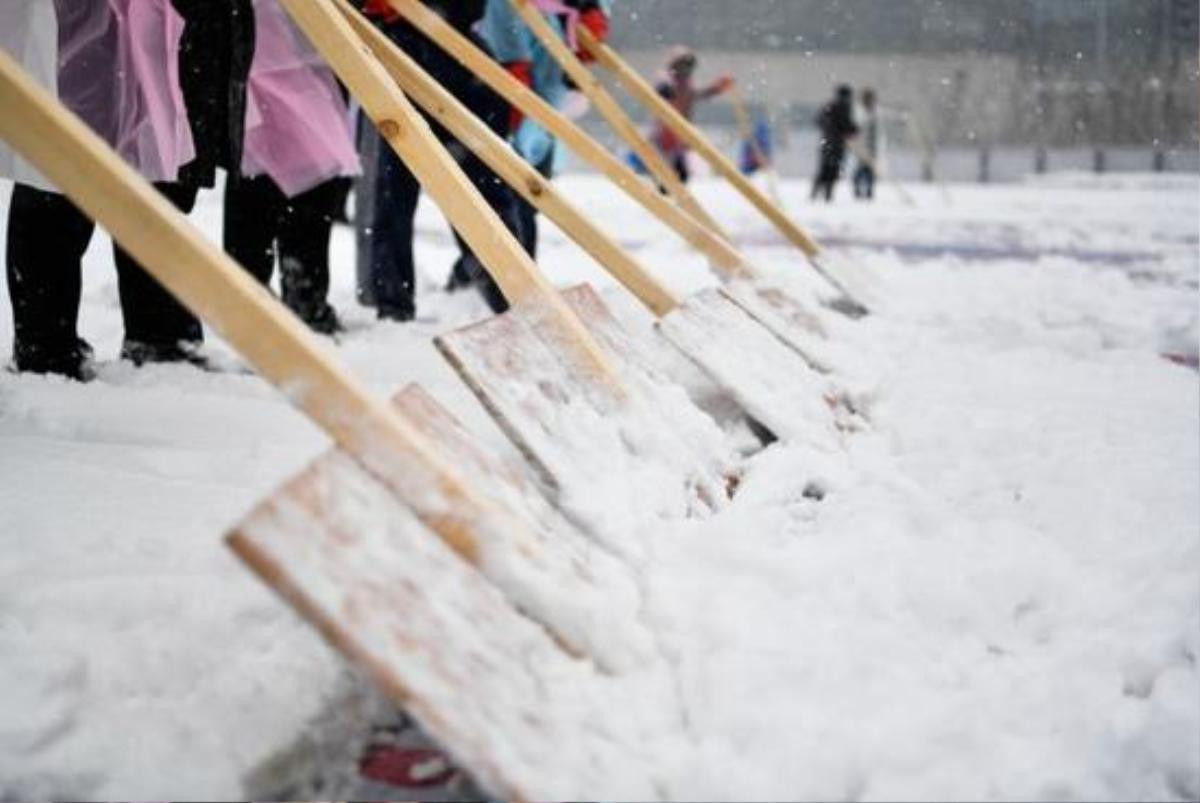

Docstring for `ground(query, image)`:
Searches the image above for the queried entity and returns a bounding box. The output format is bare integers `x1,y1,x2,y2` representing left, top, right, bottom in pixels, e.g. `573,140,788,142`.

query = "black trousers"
811,148,846,202
224,174,350,328
362,20,518,317
6,182,201,366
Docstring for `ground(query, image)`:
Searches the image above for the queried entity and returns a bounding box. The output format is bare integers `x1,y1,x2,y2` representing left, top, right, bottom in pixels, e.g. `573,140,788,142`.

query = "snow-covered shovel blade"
226,434,667,802
436,285,740,548
228,385,658,674
658,289,856,450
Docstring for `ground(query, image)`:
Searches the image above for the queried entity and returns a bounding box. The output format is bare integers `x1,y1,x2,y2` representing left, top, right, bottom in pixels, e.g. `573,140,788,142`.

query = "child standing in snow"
650,46,733,183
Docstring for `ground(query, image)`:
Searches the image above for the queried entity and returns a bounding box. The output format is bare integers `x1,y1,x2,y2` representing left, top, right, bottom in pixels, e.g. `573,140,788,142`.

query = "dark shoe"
444,257,473,293
121,339,209,369
303,304,344,336
13,337,96,382
377,306,415,323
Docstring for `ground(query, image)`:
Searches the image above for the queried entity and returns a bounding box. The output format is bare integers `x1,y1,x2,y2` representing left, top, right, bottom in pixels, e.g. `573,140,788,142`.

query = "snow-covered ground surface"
0,172,1197,800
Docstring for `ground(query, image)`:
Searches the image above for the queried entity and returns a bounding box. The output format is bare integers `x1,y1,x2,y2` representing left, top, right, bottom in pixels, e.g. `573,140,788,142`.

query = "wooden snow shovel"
293,0,749,524
574,28,877,311
0,47,658,670
384,0,750,279
277,0,620,393
380,0,866,370
341,3,855,460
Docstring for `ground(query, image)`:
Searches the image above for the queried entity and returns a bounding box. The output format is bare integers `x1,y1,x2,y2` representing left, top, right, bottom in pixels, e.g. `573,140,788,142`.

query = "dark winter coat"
170,0,256,188
815,96,858,160
363,0,508,140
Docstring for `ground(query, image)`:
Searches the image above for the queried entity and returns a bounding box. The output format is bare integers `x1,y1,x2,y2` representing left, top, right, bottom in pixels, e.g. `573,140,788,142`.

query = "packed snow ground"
0,172,1197,800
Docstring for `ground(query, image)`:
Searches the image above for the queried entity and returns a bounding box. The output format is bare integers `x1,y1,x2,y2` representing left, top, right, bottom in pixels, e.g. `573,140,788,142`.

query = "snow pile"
0,174,1197,799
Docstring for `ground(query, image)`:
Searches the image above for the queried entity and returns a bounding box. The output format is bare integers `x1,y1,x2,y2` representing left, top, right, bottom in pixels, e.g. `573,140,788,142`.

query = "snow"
0,171,1197,800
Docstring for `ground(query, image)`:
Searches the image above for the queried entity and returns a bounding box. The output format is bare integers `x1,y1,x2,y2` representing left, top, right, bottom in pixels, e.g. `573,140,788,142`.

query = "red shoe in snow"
358,744,457,788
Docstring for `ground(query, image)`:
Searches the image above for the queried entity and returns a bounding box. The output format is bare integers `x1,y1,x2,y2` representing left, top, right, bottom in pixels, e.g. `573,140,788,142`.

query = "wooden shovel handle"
505,0,729,240
336,0,679,317
384,0,750,278
577,28,824,260
278,0,620,390
0,48,512,560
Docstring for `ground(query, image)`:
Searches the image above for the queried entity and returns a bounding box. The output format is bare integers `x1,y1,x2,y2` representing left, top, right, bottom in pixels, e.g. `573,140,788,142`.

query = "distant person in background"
650,46,733,183
224,0,359,335
480,0,612,259
811,84,858,202
853,88,880,200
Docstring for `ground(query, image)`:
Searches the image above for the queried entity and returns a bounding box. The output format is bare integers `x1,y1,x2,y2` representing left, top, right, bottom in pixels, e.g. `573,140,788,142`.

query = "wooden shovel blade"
226,426,662,801
228,385,658,674
436,285,739,548
657,288,847,450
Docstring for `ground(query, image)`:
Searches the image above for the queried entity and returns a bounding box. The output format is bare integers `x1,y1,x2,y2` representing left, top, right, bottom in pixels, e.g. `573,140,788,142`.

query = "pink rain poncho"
56,0,195,182
240,0,359,198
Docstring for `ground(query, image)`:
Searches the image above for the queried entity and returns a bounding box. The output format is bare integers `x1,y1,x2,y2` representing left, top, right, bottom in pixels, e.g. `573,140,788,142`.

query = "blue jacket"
478,0,612,165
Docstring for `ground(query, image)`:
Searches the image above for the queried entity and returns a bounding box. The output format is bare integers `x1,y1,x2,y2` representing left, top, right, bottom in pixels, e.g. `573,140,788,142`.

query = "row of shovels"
0,0,883,797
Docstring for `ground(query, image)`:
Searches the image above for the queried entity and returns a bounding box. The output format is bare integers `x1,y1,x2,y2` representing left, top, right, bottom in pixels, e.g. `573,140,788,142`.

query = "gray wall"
602,0,1199,148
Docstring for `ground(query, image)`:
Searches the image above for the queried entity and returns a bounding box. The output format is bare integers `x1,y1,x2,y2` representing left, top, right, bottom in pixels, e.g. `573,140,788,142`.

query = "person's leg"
811,150,827,200
278,177,347,334
354,116,381,307
865,165,876,200
371,141,420,321
513,146,555,262
115,181,205,361
673,152,689,184
446,148,524,314
6,184,96,379
224,173,285,286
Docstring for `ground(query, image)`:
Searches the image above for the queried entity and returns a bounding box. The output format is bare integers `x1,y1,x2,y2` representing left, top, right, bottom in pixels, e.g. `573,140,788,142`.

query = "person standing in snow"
650,46,733,183
354,0,515,322
811,84,858,203
120,0,255,365
852,88,880,201
1,0,253,378
223,0,359,336
478,0,613,260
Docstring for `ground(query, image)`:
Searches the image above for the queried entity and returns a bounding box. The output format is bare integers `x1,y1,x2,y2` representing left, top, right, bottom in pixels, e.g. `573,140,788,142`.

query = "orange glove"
505,60,533,133
576,8,610,63
711,74,735,95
